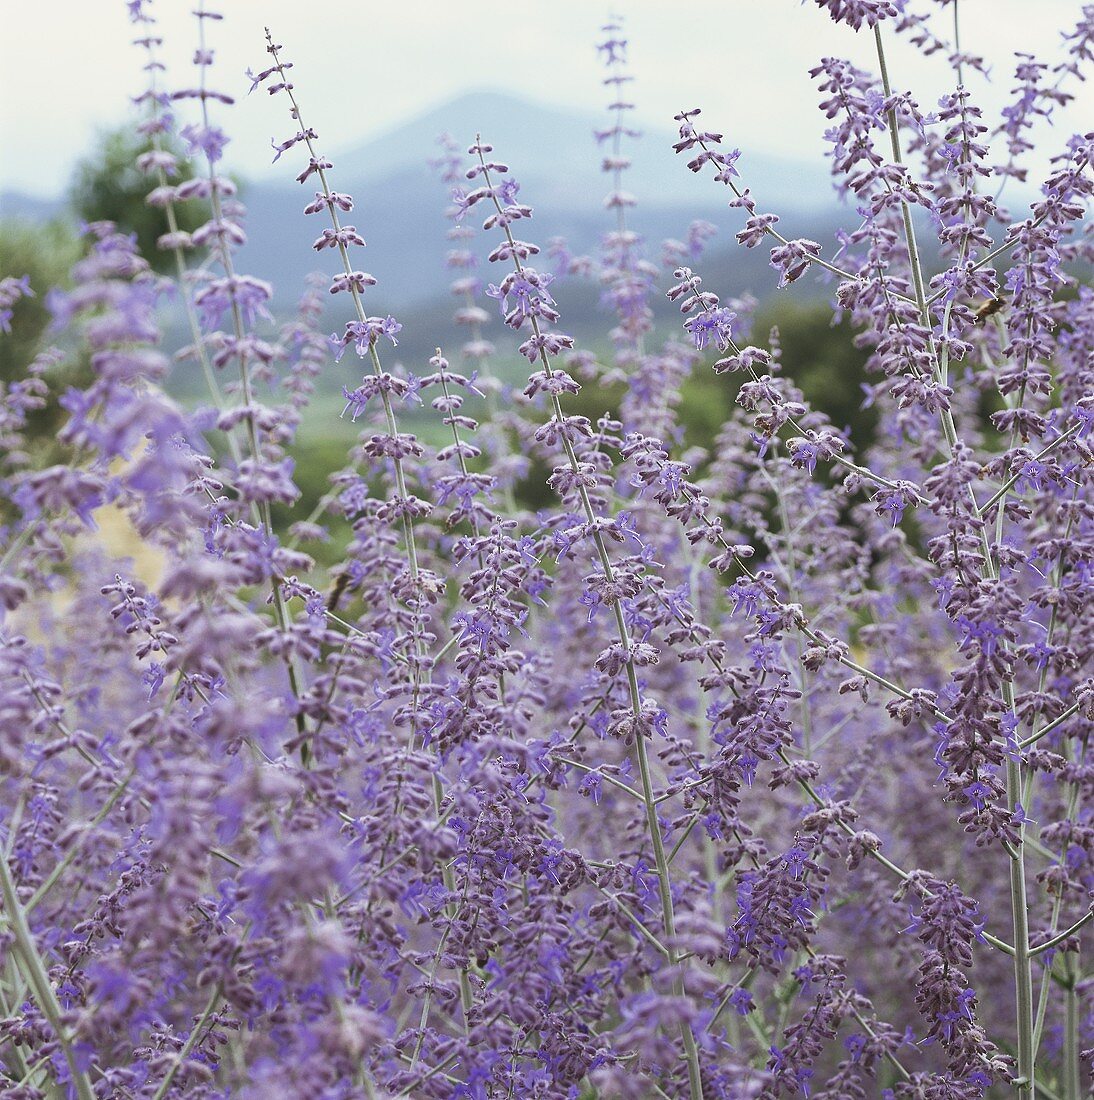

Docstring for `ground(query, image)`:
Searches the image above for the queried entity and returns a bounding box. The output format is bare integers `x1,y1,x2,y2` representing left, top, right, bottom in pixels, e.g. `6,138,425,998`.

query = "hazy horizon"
2,0,1090,201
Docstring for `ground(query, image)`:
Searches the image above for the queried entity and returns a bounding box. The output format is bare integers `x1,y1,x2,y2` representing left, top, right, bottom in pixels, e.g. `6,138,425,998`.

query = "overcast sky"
1,0,1089,198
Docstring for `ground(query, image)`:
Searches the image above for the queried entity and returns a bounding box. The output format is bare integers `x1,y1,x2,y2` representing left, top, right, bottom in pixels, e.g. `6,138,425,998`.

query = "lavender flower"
0,3,1090,1097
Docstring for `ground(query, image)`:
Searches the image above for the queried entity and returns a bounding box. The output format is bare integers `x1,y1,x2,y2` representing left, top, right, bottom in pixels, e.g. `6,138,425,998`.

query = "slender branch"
0,850,97,1100
1029,910,1093,958
977,424,1081,517
24,770,135,915
922,206,1057,308
685,134,914,298
193,14,308,748
873,25,1038,1096
1019,701,1079,751
149,983,224,1100
474,142,704,1100
1063,952,1081,1100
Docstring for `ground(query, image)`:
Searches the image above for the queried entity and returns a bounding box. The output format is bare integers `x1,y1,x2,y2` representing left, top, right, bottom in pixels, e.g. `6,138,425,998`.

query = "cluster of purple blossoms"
0,2,1090,1098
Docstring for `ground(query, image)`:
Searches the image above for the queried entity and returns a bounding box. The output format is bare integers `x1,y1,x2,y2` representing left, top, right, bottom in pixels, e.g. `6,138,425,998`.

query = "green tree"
0,218,80,380
752,298,875,446
507,300,876,509
0,218,84,474
68,125,206,275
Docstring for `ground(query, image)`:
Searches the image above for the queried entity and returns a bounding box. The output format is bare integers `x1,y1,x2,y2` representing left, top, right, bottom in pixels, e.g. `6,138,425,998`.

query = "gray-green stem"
873,23,1036,1095
475,142,704,1100
195,12,307,747
263,34,475,1036
0,849,97,1100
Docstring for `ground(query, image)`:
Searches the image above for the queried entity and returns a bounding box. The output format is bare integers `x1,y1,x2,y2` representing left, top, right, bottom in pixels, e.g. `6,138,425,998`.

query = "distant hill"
237,89,836,306
3,89,839,305
327,89,835,217
4,88,856,403
0,191,64,224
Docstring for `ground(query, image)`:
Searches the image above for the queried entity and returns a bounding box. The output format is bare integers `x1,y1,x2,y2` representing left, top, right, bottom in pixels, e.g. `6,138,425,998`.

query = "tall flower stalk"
465,139,704,1098
0,2,1089,1096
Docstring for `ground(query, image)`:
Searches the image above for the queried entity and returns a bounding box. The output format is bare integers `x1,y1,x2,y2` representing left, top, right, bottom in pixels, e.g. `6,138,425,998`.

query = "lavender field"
0,1,1091,1097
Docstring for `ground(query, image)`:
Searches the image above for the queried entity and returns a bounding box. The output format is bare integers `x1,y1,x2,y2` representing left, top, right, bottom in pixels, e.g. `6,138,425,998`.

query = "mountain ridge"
2,89,841,306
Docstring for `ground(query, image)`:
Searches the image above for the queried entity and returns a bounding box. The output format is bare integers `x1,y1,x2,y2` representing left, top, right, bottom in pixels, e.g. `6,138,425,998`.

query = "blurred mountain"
330,89,835,216
0,191,63,223
4,88,848,397
237,89,837,306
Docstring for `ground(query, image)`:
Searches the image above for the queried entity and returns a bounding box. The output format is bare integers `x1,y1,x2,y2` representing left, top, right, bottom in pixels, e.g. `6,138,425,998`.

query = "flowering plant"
0,2,1091,1097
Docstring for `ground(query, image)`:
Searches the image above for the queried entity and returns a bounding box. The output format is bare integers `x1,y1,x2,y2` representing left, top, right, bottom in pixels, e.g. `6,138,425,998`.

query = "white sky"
1,0,1090,197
